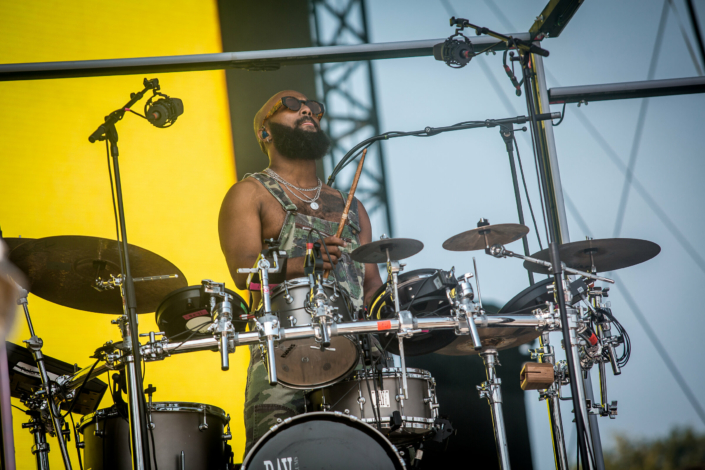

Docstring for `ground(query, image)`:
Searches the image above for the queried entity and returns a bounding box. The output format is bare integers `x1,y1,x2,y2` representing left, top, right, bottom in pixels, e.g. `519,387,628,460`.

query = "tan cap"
253,90,307,155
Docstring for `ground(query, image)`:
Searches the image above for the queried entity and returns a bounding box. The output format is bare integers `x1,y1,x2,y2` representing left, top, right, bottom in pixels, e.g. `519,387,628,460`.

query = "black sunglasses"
265,96,325,123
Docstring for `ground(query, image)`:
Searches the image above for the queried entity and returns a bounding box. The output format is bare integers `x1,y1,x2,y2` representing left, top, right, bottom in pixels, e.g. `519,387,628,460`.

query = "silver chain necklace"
265,168,323,210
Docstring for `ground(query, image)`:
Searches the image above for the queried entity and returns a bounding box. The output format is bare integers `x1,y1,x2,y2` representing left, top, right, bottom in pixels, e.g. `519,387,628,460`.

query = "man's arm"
357,200,384,306
218,179,265,291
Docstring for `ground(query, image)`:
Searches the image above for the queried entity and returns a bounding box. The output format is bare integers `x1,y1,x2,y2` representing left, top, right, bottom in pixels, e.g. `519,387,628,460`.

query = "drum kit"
2,216,661,470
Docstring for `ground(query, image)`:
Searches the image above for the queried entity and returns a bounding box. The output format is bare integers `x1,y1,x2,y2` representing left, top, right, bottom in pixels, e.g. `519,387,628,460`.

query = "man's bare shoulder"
222,177,266,206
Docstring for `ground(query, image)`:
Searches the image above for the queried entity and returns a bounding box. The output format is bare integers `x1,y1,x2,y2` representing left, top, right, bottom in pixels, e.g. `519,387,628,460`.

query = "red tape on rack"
378,320,391,331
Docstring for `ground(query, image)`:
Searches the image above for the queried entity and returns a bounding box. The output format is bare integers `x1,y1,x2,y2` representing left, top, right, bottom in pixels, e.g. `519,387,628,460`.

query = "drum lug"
284,283,294,304
287,315,297,327
198,404,208,431
221,413,232,440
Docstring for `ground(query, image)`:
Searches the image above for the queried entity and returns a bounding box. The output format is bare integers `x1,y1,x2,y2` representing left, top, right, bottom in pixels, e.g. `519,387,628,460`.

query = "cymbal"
434,325,541,355
2,238,35,253
351,238,423,264
10,236,187,314
524,238,661,274
443,223,529,252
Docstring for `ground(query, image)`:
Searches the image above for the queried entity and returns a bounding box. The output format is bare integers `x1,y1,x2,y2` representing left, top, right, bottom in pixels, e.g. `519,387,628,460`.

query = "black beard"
268,118,330,161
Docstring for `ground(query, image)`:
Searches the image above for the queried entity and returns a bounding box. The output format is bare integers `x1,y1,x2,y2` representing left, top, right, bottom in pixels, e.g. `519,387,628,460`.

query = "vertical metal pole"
110,147,150,470
538,333,569,470
20,298,72,470
0,341,16,470
500,125,534,285
31,420,51,470
529,55,570,243
522,53,591,470
479,350,511,470
532,54,606,470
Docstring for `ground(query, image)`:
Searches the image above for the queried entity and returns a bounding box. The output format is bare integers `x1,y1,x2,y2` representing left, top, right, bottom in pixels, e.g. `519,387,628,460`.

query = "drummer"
218,90,383,456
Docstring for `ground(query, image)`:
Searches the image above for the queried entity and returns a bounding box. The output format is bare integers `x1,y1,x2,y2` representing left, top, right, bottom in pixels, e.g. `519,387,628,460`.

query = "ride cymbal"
351,238,423,264
443,222,529,252
524,238,661,274
10,235,187,314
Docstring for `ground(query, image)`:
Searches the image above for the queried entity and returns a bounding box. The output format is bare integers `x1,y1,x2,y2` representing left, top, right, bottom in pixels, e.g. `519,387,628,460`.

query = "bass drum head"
242,412,405,470
369,269,457,356
155,285,248,342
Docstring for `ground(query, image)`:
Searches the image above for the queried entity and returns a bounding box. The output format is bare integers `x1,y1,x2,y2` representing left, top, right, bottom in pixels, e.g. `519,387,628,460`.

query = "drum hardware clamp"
238,247,285,385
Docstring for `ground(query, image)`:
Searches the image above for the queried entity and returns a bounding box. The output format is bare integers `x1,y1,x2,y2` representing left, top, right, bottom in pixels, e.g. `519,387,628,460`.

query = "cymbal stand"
529,330,569,470
21,408,51,470
238,250,284,385
386,248,410,400
17,287,73,470
477,349,511,470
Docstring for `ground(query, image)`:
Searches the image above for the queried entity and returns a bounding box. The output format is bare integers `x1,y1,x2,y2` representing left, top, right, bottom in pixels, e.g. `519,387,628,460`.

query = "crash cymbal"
434,325,541,355
2,237,35,253
10,236,187,314
443,222,529,252
524,238,661,274
351,238,423,264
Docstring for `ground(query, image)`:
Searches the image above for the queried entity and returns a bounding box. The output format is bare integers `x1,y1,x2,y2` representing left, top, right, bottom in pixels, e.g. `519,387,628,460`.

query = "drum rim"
352,367,432,380
77,401,228,432
270,276,349,296
241,411,406,469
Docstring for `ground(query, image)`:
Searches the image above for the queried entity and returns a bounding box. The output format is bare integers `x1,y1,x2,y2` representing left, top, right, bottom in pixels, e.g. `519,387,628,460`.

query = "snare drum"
242,411,405,470
309,367,439,444
77,402,230,469
265,278,359,389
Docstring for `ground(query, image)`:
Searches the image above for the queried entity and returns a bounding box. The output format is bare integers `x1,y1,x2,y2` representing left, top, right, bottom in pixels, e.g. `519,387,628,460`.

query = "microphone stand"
498,123,534,286
87,79,161,470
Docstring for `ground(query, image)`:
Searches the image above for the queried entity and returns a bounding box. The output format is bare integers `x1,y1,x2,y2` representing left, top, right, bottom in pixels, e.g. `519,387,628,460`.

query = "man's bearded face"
268,116,331,161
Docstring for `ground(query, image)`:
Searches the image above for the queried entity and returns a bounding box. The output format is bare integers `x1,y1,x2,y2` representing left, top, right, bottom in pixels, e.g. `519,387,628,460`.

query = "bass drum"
266,278,359,389
78,402,230,470
368,269,458,356
241,412,406,470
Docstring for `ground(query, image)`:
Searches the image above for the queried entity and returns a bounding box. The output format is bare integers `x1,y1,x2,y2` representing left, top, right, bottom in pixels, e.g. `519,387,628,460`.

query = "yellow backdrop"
0,1,250,466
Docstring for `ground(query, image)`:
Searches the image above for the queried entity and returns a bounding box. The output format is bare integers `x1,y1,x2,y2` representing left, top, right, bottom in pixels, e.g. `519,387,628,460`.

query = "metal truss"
310,0,393,236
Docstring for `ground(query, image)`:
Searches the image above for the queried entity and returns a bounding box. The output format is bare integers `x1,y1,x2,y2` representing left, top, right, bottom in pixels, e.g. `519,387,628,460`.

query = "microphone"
145,96,184,128
433,38,473,68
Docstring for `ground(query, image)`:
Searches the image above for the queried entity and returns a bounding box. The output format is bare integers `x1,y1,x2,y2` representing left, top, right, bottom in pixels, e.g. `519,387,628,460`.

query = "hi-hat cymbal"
10,236,187,314
524,238,661,274
351,238,423,264
443,223,529,252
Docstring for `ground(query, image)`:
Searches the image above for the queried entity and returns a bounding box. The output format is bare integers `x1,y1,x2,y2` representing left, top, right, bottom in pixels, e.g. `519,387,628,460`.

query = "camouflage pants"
243,345,306,459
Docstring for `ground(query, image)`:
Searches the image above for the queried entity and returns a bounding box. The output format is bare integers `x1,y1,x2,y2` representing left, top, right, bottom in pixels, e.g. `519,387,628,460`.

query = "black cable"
512,135,543,251
149,422,159,470
551,102,567,126
62,359,100,419
69,412,84,470
12,404,27,413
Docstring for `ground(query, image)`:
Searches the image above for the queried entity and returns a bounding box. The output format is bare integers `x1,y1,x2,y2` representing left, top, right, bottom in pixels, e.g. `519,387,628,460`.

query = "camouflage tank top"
248,172,365,310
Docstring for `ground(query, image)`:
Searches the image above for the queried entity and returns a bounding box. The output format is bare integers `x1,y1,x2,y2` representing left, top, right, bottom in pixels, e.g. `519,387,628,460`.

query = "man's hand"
317,236,347,270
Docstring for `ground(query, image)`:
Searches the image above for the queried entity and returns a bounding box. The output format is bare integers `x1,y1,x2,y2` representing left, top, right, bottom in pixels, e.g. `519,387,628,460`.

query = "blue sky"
326,1,705,467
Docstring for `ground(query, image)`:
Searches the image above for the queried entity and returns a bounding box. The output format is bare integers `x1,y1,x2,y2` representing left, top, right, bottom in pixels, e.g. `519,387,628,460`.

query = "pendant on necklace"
310,202,319,210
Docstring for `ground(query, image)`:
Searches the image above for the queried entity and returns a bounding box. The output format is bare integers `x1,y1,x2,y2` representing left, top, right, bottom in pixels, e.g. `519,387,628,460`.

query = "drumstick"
324,149,367,278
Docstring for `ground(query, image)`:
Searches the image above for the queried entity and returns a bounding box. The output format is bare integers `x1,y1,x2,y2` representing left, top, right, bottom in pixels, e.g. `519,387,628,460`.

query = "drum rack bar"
62,312,559,393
